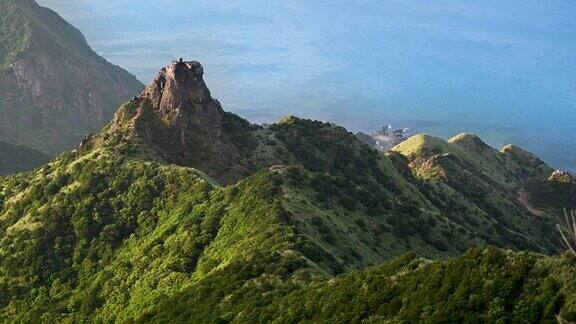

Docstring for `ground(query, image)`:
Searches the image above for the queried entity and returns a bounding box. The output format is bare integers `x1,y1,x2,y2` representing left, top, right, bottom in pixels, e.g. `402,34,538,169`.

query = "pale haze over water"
38,0,576,170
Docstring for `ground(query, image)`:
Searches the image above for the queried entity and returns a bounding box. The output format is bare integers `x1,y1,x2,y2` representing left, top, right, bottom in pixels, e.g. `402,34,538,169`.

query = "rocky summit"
549,169,573,183
0,0,143,155
126,60,247,182
93,59,277,184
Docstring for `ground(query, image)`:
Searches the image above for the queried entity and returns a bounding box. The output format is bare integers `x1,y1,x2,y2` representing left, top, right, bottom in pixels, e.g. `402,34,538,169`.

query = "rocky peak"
101,59,259,184
548,169,573,183
141,59,217,126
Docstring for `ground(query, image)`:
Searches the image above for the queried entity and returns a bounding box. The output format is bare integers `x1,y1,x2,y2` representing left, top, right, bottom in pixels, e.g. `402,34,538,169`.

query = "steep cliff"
0,0,143,154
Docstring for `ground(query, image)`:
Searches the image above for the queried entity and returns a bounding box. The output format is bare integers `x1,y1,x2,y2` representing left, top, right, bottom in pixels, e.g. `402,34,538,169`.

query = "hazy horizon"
38,0,576,170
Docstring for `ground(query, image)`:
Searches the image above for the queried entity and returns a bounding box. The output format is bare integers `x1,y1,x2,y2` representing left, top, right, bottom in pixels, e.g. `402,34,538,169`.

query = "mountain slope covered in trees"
0,59,573,322
144,248,576,323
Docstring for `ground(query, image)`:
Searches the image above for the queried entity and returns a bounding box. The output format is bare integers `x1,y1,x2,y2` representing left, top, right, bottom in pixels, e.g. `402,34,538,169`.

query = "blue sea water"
38,0,576,170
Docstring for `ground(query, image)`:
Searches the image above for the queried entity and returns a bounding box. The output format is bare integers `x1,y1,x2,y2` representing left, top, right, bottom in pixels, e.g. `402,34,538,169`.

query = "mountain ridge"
82,60,564,259
0,58,574,321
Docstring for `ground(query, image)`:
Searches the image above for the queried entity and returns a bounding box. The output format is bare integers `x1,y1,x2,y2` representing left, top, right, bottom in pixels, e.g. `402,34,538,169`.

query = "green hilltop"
0,59,575,322
392,133,552,186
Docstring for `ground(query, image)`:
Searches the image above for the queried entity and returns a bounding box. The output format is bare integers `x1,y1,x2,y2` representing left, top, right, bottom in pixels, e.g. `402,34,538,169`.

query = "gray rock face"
143,60,220,129
0,0,143,154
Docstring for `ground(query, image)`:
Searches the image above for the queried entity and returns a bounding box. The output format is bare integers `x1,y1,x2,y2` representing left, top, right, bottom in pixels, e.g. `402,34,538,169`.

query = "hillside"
0,0,143,154
144,248,576,323
0,140,50,175
524,176,576,215
391,133,552,187
0,60,572,321
1,146,572,322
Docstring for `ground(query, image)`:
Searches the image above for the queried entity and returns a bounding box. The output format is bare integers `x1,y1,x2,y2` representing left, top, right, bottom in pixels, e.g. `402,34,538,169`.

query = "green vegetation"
0,0,32,67
0,107,571,321
145,248,576,323
1,144,573,321
525,180,576,215
392,133,552,188
355,131,376,147
1,4,571,319
0,148,311,321
557,210,576,254
0,40,575,323
1,148,213,320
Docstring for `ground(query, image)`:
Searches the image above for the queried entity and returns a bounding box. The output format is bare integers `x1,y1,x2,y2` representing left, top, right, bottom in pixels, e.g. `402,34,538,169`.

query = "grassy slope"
390,133,560,251
2,148,572,322
0,147,325,321
0,116,569,321
0,149,216,319
392,133,551,187
266,118,551,260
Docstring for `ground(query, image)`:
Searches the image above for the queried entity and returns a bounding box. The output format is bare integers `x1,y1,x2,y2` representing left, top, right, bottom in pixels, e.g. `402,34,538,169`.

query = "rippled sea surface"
38,0,576,170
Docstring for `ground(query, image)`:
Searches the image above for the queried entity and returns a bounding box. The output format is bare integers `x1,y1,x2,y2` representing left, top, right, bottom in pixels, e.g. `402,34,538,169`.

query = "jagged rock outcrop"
548,169,573,183
98,60,262,184
137,60,248,181
0,0,143,154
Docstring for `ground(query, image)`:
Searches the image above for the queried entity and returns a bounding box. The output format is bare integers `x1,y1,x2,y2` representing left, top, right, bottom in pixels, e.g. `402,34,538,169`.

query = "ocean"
38,0,576,170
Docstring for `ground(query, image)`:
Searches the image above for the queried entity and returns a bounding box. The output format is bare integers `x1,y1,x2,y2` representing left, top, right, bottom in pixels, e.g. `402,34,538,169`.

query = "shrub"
557,209,576,254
